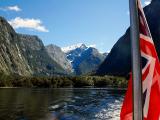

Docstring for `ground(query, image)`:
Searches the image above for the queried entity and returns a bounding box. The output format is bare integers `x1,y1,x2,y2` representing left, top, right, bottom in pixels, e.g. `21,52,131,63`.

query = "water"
0,88,125,120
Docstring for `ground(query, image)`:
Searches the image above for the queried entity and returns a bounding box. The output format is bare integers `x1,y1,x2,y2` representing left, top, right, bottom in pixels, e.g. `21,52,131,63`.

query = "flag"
120,0,160,119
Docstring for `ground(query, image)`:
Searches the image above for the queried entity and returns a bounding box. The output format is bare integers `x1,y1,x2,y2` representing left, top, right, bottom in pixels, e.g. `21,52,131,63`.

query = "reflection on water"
0,88,125,120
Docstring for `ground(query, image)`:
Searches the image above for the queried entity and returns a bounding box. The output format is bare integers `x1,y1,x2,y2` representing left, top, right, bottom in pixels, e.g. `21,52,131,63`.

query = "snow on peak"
61,43,87,53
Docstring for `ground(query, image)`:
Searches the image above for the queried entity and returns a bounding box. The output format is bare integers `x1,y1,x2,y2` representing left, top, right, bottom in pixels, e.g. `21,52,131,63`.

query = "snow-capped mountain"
62,43,108,75
63,43,87,63
62,43,87,53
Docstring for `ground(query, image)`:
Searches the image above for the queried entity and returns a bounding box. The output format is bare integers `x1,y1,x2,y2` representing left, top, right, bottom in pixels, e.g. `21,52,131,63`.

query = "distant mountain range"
0,16,106,76
96,0,160,76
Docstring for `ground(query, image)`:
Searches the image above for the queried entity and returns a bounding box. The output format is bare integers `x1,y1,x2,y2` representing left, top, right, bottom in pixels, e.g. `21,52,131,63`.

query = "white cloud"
144,0,151,6
107,50,110,53
0,5,21,12
88,44,96,48
8,17,49,32
7,5,21,12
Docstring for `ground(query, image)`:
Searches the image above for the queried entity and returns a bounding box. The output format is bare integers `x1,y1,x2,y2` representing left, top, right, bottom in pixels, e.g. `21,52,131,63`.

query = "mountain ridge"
18,34,66,76
0,15,106,76
0,16,66,76
45,44,73,73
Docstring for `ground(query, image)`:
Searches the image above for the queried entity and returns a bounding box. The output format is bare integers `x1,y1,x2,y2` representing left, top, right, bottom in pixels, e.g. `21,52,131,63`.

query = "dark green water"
0,88,125,120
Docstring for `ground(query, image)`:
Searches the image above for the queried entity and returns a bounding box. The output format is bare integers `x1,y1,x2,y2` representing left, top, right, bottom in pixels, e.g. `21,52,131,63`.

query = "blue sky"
0,0,151,52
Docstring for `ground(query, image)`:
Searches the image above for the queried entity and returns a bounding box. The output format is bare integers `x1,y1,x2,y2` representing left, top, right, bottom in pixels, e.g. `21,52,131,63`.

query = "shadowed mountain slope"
97,0,160,76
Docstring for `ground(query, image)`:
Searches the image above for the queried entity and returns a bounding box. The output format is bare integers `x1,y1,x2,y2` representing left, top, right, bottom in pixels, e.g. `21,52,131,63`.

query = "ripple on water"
0,88,125,120
47,89,124,120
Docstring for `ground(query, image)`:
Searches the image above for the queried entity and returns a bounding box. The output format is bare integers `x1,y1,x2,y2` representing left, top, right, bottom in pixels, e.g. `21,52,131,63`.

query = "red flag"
120,0,160,120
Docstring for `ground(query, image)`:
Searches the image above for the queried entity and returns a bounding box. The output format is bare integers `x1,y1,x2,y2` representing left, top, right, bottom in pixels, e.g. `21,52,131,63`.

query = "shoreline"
0,87,127,90
0,87,19,88
0,75,128,88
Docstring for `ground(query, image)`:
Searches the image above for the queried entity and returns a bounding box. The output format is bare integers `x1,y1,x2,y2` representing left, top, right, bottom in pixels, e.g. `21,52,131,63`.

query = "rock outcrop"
46,44,73,74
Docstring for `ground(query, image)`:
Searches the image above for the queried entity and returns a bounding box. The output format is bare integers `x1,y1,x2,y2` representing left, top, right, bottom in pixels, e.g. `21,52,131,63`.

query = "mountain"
62,43,87,63
45,44,73,73
62,43,107,75
96,0,160,76
62,43,87,53
0,16,66,76
0,16,32,76
18,34,66,76
0,16,106,76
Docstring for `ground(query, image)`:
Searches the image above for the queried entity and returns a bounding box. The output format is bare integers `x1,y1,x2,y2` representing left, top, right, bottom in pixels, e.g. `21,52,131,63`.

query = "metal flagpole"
129,0,143,120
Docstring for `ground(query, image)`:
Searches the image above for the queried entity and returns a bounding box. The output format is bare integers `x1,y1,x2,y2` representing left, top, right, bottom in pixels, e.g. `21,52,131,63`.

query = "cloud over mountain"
144,0,151,6
8,17,49,32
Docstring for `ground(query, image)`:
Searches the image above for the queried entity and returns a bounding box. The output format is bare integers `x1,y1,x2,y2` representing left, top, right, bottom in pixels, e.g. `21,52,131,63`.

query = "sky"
0,0,151,52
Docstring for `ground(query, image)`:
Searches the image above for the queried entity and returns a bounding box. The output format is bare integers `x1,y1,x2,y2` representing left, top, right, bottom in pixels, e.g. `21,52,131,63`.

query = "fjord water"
0,88,125,120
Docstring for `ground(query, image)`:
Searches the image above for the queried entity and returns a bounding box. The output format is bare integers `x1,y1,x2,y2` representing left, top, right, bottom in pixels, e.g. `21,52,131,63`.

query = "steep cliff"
0,16,32,76
0,16,66,76
18,34,66,76
46,44,73,73
96,0,160,76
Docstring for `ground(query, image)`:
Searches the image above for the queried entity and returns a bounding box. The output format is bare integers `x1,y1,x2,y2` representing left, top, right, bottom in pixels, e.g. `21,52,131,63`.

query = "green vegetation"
0,73,128,88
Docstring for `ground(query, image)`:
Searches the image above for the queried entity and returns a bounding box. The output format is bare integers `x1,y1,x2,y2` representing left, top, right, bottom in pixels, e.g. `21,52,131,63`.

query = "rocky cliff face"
0,16,66,76
96,0,160,76
72,47,106,75
18,34,66,76
45,44,73,73
0,16,32,76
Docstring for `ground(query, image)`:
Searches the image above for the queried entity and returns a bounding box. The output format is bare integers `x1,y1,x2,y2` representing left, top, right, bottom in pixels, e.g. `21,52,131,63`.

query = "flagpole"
129,0,143,120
